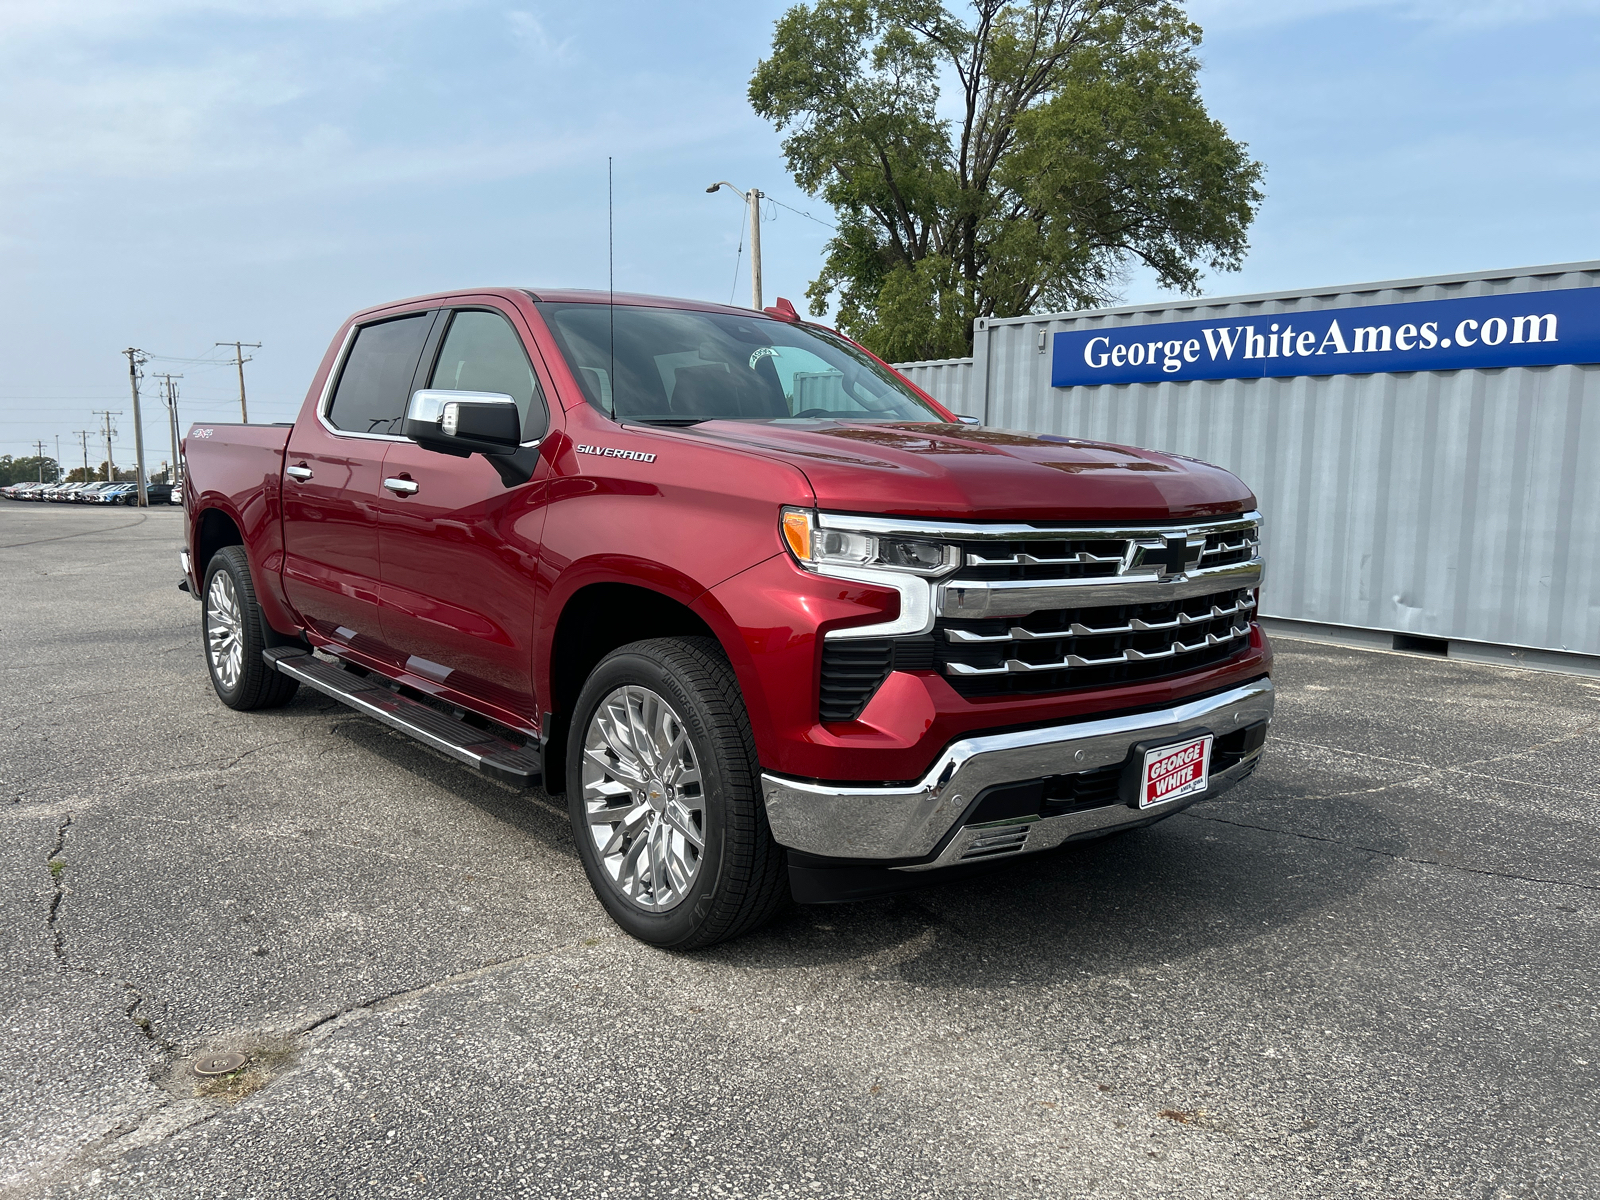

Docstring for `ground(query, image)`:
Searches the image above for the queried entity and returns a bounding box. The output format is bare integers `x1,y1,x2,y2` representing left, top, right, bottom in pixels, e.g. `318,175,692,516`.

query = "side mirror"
955,414,981,426
403,390,521,457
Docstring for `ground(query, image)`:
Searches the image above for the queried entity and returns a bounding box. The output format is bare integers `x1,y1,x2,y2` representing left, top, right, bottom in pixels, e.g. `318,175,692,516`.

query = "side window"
325,313,433,436
428,310,548,439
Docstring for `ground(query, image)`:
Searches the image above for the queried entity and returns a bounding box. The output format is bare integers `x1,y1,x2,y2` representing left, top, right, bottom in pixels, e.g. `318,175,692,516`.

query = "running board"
263,648,541,787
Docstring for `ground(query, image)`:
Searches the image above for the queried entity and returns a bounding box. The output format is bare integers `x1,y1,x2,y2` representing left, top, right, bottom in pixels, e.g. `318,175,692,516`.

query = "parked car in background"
4,481,47,500
145,482,175,505
46,482,86,502
72,482,117,503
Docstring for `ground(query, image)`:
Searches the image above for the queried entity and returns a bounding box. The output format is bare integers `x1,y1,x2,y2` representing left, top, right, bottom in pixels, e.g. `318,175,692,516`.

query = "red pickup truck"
181,288,1272,948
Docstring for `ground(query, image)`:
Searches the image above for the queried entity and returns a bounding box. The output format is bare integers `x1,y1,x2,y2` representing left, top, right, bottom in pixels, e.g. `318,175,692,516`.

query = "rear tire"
201,546,299,711
566,637,788,949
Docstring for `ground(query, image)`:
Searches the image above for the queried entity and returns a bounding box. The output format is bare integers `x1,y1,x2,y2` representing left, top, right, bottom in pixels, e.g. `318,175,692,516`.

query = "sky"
2,0,1598,470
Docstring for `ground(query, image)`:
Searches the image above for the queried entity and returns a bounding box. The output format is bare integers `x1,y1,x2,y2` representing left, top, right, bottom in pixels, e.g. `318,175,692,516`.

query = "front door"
374,305,554,727
281,309,437,662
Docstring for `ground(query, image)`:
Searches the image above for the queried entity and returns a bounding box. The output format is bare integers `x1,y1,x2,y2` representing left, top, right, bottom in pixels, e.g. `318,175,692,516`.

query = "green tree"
749,0,1264,361
0,455,58,486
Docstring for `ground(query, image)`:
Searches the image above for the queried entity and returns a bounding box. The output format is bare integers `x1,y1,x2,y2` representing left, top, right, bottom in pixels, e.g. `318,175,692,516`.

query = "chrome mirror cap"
405,389,516,426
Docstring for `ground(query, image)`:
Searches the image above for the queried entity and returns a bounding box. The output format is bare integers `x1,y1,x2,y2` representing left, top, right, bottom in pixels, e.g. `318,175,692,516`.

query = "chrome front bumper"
761,677,1273,871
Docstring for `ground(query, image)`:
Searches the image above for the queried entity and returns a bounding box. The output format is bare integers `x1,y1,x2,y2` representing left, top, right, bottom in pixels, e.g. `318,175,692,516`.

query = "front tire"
566,637,787,949
202,546,299,711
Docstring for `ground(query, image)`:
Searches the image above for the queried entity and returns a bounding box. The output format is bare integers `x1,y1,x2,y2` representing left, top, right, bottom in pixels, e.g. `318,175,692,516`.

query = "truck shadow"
321,712,576,855
707,778,1399,987
320,703,1395,986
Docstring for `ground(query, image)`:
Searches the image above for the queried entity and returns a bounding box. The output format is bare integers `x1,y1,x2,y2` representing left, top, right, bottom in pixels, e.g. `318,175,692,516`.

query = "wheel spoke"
584,745,645,789
596,704,647,778
598,806,647,857
661,837,691,895
626,690,659,776
660,801,703,851
649,823,668,902
620,833,650,898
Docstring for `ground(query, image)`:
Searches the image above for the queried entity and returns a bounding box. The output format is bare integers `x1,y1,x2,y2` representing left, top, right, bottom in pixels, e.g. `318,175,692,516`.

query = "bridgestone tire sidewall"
566,642,749,948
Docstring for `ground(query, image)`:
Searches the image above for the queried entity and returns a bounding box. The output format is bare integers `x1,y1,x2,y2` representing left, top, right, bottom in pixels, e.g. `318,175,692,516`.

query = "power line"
762,195,837,231
727,203,746,306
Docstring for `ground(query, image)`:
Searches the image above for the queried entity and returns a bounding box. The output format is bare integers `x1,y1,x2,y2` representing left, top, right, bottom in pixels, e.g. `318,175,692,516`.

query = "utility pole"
33,440,45,483
123,347,150,506
93,410,120,482
216,341,261,423
74,430,91,481
154,372,183,486
705,181,763,310
54,435,61,483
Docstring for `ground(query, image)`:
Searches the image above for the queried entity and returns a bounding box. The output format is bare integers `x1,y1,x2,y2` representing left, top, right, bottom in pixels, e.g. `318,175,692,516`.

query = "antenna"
608,156,615,417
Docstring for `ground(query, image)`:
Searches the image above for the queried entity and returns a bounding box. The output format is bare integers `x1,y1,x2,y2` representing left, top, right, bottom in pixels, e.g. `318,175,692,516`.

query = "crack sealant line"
1181,811,1600,893
298,929,622,1041
45,811,72,959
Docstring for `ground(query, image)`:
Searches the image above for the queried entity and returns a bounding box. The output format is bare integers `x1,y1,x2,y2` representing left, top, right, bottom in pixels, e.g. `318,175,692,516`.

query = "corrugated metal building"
895,261,1600,675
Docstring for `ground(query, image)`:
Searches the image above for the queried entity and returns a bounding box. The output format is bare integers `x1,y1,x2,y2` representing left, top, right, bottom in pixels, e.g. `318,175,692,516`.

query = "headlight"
781,507,958,577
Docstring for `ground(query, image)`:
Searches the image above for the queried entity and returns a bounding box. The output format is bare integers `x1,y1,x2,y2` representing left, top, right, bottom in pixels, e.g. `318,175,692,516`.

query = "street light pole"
706,181,763,311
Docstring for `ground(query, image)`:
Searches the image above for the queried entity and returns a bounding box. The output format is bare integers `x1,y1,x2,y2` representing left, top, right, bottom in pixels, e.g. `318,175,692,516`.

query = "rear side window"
427,310,547,438
325,313,432,436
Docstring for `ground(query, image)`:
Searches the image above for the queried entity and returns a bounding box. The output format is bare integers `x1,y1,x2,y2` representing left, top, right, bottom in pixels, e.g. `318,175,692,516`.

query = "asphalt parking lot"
2,502,1596,1199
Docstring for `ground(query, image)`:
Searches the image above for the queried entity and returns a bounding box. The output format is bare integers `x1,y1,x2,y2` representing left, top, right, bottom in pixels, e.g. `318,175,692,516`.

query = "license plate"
1138,734,1213,809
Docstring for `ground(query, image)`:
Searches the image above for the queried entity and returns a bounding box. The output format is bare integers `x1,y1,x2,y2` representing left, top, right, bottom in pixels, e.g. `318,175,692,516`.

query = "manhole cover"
193,1052,247,1077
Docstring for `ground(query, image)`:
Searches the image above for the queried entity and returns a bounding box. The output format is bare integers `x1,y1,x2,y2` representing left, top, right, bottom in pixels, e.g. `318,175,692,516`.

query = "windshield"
536,302,943,424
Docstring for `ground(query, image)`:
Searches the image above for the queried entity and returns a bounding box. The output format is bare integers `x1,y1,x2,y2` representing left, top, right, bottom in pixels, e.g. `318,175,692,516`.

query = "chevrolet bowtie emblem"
1129,534,1207,580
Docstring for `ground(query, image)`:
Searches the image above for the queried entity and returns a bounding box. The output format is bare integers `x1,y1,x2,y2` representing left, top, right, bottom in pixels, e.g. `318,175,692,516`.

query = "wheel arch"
194,506,244,581
543,582,721,793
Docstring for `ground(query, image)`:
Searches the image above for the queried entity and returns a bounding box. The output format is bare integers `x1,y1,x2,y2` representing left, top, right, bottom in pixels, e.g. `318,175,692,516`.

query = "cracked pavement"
1,502,1596,1198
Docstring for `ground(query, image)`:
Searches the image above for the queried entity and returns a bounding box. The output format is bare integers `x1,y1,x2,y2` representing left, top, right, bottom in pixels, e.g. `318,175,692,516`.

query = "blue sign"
1051,287,1600,387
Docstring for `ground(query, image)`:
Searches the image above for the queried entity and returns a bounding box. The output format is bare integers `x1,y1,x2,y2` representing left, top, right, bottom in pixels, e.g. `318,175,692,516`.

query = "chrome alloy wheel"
205,569,244,692
581,685,706,912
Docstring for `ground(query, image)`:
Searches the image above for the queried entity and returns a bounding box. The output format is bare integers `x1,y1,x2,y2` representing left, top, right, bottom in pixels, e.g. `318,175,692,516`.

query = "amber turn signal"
781,509,813,561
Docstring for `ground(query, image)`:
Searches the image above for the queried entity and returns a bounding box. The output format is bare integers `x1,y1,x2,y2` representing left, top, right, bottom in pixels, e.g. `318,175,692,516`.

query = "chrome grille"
815,511,1264,713
954,539,1126,582
936,588,1256,698
946,519,1260,585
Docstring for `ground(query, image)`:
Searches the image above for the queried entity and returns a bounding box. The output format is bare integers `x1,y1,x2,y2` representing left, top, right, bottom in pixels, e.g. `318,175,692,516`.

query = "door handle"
285,464,313,482
383,477,419,496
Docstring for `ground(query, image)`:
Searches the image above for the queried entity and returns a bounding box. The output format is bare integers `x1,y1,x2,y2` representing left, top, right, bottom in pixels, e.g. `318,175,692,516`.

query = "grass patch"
192,1039,300,1104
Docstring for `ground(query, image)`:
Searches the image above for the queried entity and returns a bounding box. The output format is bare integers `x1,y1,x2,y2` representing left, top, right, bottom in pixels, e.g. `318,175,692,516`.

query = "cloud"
1186,0,1600,31
506,9,576,64
0,0,419,38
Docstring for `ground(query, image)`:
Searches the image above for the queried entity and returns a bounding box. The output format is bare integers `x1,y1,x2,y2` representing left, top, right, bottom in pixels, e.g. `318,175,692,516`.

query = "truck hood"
680,421,1255,521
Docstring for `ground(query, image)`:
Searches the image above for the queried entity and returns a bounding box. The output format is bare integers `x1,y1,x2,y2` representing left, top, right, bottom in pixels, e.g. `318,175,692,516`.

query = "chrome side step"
263,648,541,787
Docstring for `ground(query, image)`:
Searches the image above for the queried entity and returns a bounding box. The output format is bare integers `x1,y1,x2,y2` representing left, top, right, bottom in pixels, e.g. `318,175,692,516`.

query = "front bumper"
762,676,1273,871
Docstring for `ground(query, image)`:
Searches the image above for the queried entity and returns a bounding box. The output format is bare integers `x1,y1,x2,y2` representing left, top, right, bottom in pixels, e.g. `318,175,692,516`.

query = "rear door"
281,309,438,661
374,304,555,725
